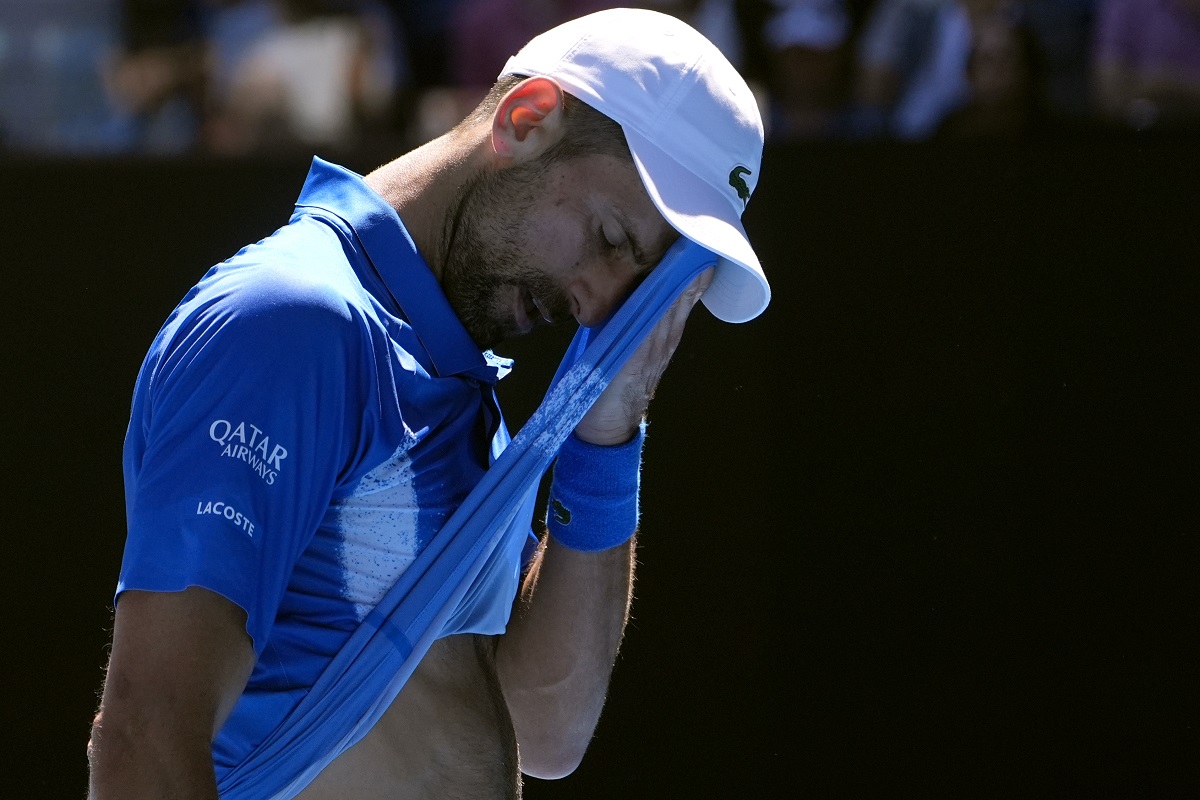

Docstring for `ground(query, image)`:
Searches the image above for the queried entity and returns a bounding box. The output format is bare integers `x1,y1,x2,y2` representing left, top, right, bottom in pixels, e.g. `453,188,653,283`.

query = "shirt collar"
292,157,504,384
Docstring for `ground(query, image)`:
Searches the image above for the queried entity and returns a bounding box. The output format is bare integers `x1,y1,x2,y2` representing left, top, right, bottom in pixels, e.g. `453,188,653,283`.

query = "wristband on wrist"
547,421,646,552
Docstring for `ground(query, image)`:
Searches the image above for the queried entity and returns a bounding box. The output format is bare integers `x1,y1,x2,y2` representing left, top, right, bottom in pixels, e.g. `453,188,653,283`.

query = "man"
87,8,770,798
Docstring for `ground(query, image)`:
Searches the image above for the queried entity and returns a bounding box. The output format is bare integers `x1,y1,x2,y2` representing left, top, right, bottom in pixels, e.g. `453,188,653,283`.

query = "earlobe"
492,77,566,162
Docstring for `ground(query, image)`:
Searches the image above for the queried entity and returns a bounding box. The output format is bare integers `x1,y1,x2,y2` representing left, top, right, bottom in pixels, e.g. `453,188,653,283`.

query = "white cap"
500,7,770,323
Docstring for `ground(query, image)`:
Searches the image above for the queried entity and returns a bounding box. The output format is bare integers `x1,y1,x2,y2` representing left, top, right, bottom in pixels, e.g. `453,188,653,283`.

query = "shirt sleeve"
118,267,371,654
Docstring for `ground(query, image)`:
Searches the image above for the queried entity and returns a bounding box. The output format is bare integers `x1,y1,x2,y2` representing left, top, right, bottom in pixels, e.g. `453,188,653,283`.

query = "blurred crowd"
2,0,1198,157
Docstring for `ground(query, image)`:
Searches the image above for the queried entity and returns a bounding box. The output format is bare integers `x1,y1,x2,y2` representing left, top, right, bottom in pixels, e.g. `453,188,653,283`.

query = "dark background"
4,135,1197,797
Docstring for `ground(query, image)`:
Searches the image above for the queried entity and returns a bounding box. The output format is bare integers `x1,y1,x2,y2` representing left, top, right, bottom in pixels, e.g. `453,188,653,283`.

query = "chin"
470,320,515,352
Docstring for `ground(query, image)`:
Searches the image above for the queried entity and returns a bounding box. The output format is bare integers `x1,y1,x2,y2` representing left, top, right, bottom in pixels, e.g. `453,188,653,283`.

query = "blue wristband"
547,422,645,552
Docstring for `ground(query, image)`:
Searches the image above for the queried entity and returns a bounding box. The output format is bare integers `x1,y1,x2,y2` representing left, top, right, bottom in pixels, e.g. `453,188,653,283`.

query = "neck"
364,127,489,282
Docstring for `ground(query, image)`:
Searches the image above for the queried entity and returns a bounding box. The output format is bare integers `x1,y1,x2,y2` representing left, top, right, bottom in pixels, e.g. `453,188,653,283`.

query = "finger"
641,267,714,348
650,266,715,350
623,267,715,389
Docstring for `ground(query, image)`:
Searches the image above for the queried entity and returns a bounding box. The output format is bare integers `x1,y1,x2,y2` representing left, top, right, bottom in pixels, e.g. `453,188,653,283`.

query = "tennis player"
88,8,769,798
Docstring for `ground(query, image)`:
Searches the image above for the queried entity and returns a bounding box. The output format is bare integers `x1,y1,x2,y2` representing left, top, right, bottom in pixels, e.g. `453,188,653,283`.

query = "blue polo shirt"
117,158,538,774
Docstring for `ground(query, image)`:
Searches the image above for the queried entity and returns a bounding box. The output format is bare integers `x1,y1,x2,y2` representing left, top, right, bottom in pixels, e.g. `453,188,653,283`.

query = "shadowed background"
3,136,1197,797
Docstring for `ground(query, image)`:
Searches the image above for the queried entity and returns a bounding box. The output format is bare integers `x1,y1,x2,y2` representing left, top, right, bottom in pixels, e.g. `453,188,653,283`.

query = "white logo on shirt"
196,500,256,537
209,419,288,485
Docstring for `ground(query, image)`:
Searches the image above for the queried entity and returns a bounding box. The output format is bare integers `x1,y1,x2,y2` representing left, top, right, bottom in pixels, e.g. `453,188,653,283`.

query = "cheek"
521,204,588,275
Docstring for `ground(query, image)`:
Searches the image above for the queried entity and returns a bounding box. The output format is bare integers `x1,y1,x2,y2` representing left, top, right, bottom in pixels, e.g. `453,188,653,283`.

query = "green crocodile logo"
551,498,572,525
729,165,752,208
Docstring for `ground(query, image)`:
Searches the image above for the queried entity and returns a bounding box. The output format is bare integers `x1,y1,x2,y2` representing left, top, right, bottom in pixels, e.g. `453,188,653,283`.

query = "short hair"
465,73,632,164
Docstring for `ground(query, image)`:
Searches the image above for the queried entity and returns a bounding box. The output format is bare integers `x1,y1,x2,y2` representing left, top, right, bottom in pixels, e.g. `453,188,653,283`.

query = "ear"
491,77,566,163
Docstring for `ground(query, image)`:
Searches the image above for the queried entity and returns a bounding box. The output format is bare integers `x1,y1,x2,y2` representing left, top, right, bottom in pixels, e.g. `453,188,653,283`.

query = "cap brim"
623,127,771,323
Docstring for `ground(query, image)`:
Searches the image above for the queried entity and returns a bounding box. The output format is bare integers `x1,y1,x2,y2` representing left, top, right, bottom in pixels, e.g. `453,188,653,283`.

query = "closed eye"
598,222,626,256
610,209,654,271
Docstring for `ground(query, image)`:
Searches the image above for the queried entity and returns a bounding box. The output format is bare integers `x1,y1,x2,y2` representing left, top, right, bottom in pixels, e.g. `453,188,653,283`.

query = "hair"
462,73,633,164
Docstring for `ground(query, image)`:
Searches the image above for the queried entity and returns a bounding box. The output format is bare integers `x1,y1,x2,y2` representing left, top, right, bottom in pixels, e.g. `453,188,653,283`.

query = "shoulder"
199,219,376,340
149,219,385,395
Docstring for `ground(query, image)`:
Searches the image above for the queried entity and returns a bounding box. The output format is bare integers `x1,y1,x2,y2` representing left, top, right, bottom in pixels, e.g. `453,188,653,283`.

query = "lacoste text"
196,500,256,537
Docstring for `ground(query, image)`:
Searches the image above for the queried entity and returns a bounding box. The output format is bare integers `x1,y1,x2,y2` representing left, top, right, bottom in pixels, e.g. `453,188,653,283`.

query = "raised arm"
495,268,713,779
88,586,256,799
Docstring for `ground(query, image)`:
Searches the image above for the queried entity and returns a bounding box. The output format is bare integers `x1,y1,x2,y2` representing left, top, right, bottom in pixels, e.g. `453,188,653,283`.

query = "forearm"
496,534,635,779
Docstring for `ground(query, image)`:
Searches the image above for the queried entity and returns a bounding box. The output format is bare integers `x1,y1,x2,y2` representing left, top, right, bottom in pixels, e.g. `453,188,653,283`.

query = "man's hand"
573,267,716,446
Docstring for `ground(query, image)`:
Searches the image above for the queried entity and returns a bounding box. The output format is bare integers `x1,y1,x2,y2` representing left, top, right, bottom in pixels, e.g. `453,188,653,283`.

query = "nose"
569,262,641,328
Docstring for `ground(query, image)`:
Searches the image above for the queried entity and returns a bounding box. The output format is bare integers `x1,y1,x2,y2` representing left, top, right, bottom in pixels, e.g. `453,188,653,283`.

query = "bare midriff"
295,634,521,799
